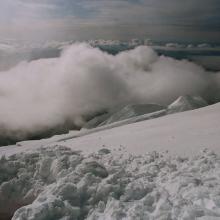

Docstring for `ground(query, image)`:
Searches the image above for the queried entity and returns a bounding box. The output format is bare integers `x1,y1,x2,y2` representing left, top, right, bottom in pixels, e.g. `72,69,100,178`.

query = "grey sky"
0,0,220,42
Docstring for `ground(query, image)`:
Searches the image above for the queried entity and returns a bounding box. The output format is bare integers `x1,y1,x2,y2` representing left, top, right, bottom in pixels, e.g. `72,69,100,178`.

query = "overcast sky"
1,0,220,42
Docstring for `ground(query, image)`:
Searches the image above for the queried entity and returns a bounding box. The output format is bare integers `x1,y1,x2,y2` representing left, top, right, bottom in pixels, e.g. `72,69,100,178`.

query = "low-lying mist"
0,43,220,145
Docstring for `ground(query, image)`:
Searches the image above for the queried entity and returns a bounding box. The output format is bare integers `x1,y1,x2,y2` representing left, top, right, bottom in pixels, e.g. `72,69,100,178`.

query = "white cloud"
0,43,219,139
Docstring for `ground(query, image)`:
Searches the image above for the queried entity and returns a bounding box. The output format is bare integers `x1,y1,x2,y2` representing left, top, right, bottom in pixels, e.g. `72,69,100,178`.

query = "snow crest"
1,146,220,220
167,95,208,114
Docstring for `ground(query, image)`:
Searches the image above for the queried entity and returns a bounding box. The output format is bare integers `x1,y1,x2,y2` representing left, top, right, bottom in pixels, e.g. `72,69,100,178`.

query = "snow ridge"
99,104,165,126
167,95,208,114
81,95,207,132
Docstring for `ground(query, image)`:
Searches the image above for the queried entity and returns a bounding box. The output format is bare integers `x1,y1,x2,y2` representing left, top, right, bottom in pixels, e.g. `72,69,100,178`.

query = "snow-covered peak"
168,95,208,114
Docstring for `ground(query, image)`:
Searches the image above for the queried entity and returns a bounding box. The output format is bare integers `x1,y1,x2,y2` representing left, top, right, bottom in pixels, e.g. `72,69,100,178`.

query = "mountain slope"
99,104,165,126
82,96,207,130
61,102,220,157
1,102,219,157
1,102,220,220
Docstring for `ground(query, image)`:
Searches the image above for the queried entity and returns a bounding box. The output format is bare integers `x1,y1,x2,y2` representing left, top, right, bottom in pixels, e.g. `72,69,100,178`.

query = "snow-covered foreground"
1,145,220,220
0,103,220,219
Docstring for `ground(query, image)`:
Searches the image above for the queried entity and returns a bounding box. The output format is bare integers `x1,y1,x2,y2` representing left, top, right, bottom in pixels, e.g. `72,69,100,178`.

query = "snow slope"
0,103,220,220
0,102,219,157
59,102,220,157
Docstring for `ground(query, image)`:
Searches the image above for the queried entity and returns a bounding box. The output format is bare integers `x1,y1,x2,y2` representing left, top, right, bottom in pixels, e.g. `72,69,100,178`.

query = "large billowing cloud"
0,43,219,140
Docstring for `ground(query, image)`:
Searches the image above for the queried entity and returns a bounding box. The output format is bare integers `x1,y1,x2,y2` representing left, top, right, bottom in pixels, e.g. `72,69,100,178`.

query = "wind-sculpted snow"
1,146,220,220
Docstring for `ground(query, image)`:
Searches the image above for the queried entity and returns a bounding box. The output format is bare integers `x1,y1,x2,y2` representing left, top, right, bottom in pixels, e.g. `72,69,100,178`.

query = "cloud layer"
0,43,219,140
1,0,220,42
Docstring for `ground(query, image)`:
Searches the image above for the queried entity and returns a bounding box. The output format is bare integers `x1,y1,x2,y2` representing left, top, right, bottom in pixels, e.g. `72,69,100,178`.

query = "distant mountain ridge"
82,95,208,130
